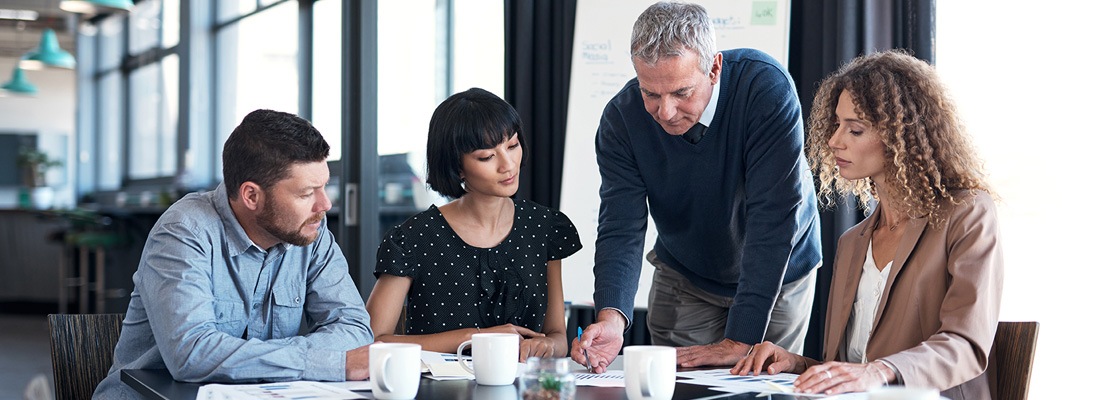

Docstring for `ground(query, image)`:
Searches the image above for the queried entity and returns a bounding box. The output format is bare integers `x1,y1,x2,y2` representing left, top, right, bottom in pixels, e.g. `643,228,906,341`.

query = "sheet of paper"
196,381,363,400
573,371,625,387
679,369,876,399
420,350,470,373
326,380,373,392
420,350,475,380
677,369,800,394
427,362,475,380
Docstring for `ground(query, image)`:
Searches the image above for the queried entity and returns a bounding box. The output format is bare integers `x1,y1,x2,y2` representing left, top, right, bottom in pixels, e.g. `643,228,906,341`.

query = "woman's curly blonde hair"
806,50,991,225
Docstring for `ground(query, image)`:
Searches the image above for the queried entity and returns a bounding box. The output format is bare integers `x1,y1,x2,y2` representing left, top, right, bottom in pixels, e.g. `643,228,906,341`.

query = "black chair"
47,313,124,400
989,321,1040,400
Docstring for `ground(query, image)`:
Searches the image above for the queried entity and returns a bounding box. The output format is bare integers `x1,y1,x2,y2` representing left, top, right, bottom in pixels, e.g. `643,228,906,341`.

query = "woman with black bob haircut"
365,88,582,360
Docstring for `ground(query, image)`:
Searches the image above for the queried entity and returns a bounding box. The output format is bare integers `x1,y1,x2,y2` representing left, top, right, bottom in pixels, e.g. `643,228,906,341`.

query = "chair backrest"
989,321,1040,400
565,304,652,354
47,313,124,400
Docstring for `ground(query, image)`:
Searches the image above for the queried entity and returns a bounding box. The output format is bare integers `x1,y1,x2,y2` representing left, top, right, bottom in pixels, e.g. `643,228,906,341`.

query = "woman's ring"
824,370,833,380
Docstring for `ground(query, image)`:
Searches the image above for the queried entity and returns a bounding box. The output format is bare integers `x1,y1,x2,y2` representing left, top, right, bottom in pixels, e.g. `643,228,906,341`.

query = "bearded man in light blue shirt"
94,109,374,399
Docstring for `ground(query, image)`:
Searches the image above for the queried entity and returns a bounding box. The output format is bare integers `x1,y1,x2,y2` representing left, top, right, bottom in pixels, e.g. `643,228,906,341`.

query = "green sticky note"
752,1,778,25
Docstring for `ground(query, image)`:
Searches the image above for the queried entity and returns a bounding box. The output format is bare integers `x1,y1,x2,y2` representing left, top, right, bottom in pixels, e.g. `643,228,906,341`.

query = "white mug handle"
640,357,654,397
371,353,393,393
457,340,475,375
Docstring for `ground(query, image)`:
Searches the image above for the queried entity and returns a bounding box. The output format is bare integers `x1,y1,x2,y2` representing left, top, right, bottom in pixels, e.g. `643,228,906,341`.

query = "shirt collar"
213,183,270,255
697,78,721,128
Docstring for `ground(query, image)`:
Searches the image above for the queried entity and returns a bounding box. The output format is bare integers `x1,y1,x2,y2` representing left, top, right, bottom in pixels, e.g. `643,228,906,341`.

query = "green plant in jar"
520,357,576,400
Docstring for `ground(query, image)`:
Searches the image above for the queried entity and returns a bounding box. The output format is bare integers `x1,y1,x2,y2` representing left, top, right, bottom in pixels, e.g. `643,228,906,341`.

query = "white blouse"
845,240,892,363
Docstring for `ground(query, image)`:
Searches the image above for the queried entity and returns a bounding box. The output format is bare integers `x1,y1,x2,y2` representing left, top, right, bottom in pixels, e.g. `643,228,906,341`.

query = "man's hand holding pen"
570,309,626,373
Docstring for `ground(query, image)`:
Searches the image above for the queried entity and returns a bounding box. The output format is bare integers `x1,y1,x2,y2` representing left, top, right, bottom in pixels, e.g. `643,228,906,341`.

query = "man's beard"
257,201,325,247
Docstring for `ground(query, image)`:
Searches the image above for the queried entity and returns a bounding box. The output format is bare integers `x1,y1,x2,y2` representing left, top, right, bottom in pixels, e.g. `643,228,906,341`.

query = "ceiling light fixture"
19,28,75,70
1,66,39,96
59,0,134,15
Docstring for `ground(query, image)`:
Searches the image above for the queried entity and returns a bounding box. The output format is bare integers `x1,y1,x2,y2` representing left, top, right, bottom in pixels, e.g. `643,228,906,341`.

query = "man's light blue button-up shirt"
93,184,373,399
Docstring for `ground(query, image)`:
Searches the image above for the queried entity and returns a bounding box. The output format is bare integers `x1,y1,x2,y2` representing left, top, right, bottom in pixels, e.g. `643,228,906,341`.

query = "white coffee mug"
623,345,676,400
368,343,422,399
471,382,520,400
457,333,520,385
868,386,941,400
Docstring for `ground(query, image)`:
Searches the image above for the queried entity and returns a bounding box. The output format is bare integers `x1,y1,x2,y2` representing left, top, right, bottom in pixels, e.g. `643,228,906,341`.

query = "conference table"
121,368,800,400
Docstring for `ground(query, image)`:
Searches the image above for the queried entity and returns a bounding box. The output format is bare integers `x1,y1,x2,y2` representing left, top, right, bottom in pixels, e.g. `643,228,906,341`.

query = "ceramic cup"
623,345,676,400
868,386,941,400
368,343,422,399
471,382,520,400
457,333,520,385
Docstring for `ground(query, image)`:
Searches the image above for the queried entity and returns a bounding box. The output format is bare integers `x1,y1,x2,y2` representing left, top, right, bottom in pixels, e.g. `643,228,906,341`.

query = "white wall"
0,56,77,208
936,2,1111,397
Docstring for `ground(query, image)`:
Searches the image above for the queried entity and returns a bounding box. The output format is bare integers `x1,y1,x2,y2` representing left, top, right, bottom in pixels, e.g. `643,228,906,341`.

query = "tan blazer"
822,190,1003,400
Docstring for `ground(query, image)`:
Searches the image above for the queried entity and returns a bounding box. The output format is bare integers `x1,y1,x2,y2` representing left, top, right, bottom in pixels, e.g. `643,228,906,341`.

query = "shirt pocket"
272,288,306,336
213,300,246,337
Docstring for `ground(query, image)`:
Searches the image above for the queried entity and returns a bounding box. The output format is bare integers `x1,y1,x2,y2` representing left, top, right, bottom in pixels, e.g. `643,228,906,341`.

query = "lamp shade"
20,29,76,70
60,0,135,14
1,66,38,95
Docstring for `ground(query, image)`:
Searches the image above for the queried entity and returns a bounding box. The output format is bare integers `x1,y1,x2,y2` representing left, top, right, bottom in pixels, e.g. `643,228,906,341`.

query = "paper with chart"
677,368,803,394
676,369,870,399
573,370,625,387
195,381,363,400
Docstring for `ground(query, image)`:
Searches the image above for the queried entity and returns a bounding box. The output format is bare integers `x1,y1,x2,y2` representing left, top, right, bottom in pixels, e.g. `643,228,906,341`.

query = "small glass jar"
519,357,576,400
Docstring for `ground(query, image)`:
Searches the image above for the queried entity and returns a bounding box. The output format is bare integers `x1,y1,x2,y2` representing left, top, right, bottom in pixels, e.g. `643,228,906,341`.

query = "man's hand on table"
345,345,370,381
676,338,751,368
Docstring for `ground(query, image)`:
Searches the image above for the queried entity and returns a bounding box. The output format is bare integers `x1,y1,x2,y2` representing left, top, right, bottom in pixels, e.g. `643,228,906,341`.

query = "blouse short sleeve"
374,225,416,278
546,209,582,260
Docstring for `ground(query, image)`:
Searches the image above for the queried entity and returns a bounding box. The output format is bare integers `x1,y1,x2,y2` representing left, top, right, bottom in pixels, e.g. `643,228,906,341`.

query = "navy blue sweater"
592,48,822,345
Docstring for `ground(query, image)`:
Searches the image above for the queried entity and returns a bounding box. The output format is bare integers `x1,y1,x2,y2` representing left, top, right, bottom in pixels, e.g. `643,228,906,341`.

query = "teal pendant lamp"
60,0,135,14
20,29,75,70
1,66,39,95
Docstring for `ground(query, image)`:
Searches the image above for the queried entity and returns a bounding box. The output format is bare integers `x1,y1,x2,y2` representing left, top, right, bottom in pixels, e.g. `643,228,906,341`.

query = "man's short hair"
222,109,330,199
630,1,717,74
426,88,524,199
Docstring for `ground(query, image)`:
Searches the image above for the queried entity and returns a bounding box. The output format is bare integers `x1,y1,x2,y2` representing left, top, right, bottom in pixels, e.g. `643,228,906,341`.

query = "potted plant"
17,147,62,209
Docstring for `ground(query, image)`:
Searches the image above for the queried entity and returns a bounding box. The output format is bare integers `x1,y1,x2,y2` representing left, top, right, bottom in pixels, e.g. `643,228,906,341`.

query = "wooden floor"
0,313,56,399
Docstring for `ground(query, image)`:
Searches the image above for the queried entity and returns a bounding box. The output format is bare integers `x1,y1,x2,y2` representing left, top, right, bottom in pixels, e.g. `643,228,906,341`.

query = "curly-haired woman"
732,50,1004,399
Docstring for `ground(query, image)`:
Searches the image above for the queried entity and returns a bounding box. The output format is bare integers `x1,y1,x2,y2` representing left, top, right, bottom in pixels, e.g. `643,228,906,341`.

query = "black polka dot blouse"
374,199,582,334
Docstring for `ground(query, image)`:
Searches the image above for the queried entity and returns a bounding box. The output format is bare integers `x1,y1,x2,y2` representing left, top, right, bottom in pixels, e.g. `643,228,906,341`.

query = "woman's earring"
460,177,468,192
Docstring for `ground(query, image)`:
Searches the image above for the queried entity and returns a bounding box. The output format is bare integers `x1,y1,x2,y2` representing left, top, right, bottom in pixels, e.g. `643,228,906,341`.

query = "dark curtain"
504,0,578,208
788,0,935,360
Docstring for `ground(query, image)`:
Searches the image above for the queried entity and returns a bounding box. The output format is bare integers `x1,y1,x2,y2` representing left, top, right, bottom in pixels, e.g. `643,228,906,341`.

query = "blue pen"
577,326,593,373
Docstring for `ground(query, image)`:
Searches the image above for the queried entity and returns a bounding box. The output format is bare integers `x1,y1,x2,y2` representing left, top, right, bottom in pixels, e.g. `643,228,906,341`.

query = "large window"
127,55,178,180
95,72,122,191
85,0,179,189
125,0,179,182
92,15,123,191
77,0,506,243
214,0,299,175
377,0,504,215
312,0,341,161
936,1,1112,396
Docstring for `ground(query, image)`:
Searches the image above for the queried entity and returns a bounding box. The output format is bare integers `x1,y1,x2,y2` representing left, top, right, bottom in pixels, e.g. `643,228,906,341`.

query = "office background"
0,0,1109,398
